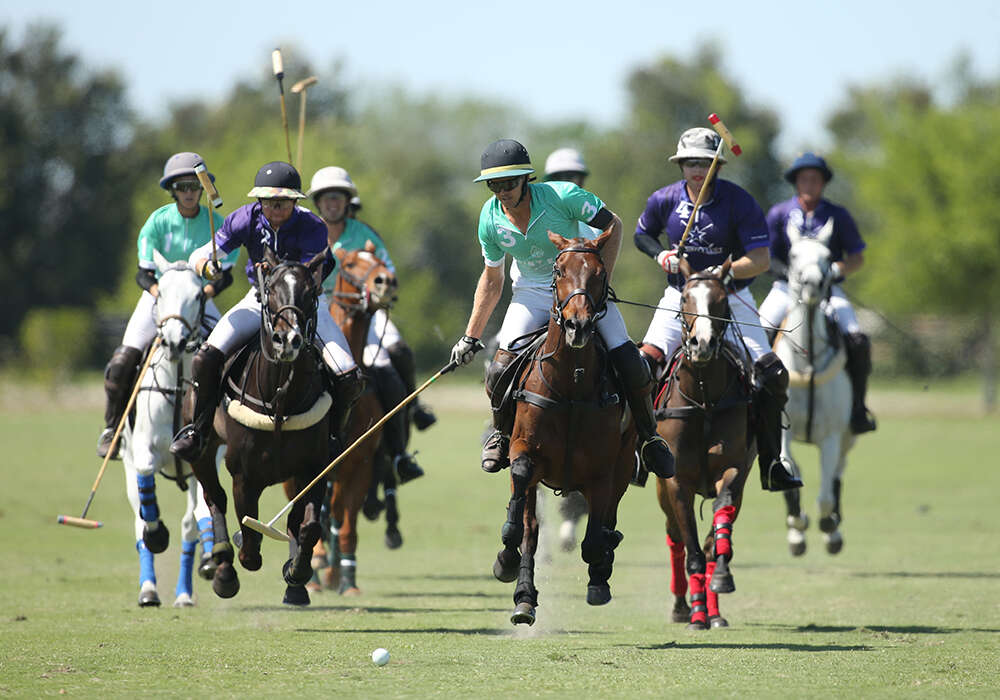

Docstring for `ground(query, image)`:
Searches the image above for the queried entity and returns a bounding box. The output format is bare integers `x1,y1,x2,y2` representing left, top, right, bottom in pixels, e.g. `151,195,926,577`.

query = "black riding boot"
373,364,424,484
609,342,675,479
387,341,436,431
753,352,803,491
327,366,365,460
845,332,877,434
169,344,225,462
97,345,143,459
482,349,517,473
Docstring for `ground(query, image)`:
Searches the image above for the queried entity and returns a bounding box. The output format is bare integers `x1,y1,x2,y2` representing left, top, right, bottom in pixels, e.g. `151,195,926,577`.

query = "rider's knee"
485,349,517,397
754,351,788,396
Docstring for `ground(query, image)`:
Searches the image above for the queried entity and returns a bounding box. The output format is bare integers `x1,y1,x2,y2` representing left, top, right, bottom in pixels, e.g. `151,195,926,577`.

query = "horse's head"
678,257,731,366
152,250,205,361
548,230,612,349
259,247,325,363
786,218,835,308
333,240,398,314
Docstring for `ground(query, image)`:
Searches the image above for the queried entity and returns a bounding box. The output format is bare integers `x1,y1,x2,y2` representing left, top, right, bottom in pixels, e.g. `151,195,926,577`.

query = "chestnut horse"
655,259,754,630
494,231,636,626
188,248,330,606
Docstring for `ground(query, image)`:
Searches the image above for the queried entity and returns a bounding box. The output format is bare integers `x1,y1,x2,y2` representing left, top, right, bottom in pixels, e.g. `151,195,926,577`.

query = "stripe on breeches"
137,473,160,523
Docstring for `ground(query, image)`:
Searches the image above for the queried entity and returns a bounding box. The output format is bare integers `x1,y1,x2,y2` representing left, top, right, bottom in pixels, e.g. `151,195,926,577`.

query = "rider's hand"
200,259,223,282
707,264,735,289
829,262,845,284
656,248,680,274
450,336,484,367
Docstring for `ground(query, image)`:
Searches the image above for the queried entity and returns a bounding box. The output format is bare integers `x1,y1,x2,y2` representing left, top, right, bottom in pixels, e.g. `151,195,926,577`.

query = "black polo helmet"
246,161,306,199
784,152,833,184
473,139,535,182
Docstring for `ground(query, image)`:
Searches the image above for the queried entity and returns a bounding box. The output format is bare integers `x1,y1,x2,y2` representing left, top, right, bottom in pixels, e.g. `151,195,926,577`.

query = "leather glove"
829,262,845,284
706,264,735,289
200,259,223,282
656,248,680,274
450,335,484,367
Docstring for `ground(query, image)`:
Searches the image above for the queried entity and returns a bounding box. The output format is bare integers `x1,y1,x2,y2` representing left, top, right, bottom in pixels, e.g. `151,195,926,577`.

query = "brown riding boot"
482,349,517,473
169,344,225,462
609,342,675,479
97,345,143,459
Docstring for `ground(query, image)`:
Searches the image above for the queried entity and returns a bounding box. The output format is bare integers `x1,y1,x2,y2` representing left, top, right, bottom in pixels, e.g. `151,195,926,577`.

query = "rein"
549,247,609,328
331,262,383,315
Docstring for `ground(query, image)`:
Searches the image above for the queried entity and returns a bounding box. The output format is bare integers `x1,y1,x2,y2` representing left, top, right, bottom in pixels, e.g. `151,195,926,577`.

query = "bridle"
679,274,732,363
331,257,394,315
549,247,608,329
153,265,208,352
258,261,319,363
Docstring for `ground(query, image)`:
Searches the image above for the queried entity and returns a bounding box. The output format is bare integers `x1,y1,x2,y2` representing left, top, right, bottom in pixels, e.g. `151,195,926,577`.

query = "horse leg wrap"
136,473,160,523
513,552,538,607
688,573,708,626
686,547,706,577
176,540,196,598
198,516,213,557
136,540,156,585
705,561,721,618
501,496,526,548
667,535,688,597
712,505,736,561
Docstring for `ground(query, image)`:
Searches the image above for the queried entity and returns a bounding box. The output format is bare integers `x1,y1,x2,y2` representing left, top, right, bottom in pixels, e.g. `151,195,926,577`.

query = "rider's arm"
463,263,505,339
837,250,864,278
731,246,770,279
136,266,158,297
633,193,668,259
592,210,623,278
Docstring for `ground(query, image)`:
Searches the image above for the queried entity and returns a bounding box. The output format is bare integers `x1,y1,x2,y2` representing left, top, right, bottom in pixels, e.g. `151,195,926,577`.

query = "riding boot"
97,345,143,459
753,352,804,491
482,349,517,473
327,366,365,460
609,342,675,479
845,332,877,434
169,344,225,463
387,341,436,431
373,364,424,484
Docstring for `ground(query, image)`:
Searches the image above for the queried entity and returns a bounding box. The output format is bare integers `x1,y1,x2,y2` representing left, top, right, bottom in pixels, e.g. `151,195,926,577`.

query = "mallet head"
241,515,290,542
708,114,742,156
194,162,223,208
291,76,318,94
271,49,284,81
57,515,103,529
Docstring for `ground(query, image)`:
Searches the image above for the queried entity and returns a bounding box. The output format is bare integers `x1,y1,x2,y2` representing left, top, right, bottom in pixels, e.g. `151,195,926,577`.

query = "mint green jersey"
477,182,604,288
136,203,237,272
322,218,394,294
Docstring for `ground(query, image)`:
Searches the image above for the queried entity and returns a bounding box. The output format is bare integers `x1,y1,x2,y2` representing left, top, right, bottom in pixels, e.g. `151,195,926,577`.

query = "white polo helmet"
307,166,358,198
668,127,727,163
544,147,589,179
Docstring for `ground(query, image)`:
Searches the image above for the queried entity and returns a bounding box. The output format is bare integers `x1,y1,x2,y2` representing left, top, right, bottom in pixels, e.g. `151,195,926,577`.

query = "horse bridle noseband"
549,247,609,328
258,261,319,355
153,269,208,352
679,275,732,363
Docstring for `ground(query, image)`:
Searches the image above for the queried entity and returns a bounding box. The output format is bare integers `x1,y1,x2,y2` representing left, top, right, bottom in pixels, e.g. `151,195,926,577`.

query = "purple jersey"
215,203,331,287
634,178,769,290
766,197,865,270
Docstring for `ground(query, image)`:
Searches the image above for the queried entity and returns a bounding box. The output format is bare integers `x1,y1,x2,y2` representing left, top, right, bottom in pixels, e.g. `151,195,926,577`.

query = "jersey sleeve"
836,207,866,255
634,192,667,259
554,182,604,225
212,210,241,268
733,189,770,253
136,211,162,270
213,208,245,256
766,203,791,265
477,204,505,267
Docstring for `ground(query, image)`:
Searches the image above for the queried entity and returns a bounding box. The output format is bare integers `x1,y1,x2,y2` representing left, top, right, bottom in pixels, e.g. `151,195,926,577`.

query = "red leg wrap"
705,560,720,617
667,535,687,597
713,505,736,560
689,572,708,626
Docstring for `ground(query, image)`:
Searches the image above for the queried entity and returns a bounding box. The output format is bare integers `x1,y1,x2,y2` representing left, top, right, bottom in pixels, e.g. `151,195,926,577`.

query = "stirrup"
760,458,803,492
850,408,877,434
639,436,675,479
481,431,510,473
169,424,205,462
394,453,425,484
96,427,122,460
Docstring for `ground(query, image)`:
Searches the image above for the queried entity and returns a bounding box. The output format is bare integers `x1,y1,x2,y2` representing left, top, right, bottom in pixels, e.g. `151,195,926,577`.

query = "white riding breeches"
642,285,770,363
496,285,631,352
362,309,399,367
759,281,860,335
122,291,222,351
206,288,357,374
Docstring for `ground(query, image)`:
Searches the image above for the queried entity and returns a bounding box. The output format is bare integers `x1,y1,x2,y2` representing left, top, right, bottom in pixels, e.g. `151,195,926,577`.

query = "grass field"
1,376,998,698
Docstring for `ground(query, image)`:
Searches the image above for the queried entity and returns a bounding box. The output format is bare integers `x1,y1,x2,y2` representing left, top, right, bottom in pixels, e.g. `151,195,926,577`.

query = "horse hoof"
384,529,403,550
824,532,844,554
340,586,362,597
142,521,170,555
239,549,263,572
138,582,160,607
510,602,536,626
671,602,691,623
323,566,340,590
493,558,517,583
709,573,735,594
198,554,217,580
212,564,240,599
173,593,195,608
306,581,322,593
310,555,328,571
282,585,311,606
709,616,729,629
687,620,709,631
586,584,612,606
363,498,385,521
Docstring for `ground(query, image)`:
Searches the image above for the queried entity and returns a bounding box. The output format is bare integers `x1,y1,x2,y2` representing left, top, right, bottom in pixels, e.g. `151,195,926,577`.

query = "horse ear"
262,247,280,268
678,256,693,280
152,249,169,275
307,248,328,288
786,218,802,244
720,256,732,280
364,240,376,253
547,229,571,250
816,217,835,247
593,230,613,252
333,245,347,262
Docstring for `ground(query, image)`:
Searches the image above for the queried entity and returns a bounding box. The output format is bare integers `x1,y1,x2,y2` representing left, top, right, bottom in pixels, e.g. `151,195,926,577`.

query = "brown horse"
493,231,636,626
654,258,754,630
187,248,330,606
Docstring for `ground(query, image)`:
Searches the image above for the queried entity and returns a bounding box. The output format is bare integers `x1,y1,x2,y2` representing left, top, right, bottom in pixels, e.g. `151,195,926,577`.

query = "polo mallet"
242,360,459,542
291,76,318,170
194,161,222,269
58,336,164,529
271,49,294,164
677,113,742,256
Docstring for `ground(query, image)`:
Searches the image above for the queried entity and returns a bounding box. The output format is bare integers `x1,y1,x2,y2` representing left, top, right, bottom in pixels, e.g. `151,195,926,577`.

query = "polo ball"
371,648,390,666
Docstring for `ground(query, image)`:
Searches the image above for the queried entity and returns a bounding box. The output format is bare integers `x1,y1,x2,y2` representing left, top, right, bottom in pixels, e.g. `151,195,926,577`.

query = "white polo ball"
371,648,390,666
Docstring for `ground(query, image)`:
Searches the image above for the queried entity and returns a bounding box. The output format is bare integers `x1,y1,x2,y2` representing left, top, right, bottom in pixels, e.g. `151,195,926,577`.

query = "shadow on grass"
634,641,875,652
238,605,509,614
749,623,1000,635
849,571,1000,580
382,591,496,598
294,627,605,636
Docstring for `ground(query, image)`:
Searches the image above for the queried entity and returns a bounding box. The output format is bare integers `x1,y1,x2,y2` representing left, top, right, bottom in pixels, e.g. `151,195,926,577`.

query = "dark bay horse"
655,259,753,630
494,231,635,626
188,248,330,606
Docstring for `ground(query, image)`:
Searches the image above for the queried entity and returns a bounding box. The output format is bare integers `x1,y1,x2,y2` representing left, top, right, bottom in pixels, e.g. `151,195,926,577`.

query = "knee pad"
754,351,788,395
610,342,652,391
106,345,142,385
485,349,517,398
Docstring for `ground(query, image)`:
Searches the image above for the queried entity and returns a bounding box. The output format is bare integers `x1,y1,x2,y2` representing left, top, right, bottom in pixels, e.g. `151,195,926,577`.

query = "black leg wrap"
513,553,538,607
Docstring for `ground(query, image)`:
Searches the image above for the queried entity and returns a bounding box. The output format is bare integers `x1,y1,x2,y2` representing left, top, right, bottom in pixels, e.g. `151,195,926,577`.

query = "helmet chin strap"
514,175,531,207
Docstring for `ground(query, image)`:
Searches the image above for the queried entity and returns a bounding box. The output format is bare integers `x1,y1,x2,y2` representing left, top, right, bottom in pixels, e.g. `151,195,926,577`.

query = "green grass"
1,380,998,697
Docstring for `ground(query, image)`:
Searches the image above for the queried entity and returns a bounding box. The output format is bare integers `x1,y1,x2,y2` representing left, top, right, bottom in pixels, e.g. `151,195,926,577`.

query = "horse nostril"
272,332,282,346
291,335,302,350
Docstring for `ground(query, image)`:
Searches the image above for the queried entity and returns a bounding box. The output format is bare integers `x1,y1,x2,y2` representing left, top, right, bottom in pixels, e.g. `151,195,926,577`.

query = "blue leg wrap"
137,540,156,585
137,473,160,523
176,540,196,597
198,516,213,557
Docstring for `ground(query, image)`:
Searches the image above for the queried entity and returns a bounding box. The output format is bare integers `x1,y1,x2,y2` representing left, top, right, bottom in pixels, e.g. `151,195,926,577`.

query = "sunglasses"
261,198,295,210
680,158,714,169
487,176,522,193
172,181,203,192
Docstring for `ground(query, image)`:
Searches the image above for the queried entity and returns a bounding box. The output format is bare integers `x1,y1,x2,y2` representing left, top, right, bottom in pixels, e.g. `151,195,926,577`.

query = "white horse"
121,252,222,607
772,219,855,556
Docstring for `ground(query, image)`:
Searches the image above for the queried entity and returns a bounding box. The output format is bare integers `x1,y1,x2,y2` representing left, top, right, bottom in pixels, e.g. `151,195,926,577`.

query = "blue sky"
3,1,998,156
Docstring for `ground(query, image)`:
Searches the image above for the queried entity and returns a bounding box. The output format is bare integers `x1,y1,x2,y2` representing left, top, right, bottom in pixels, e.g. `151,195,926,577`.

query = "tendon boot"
482,349,517,473
327,366,365,460
373,364,424,484
609,342,675,479
97,345,143,458
387,341,436,431
845,332,877,434
169,344,225,462
753,352,803,491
